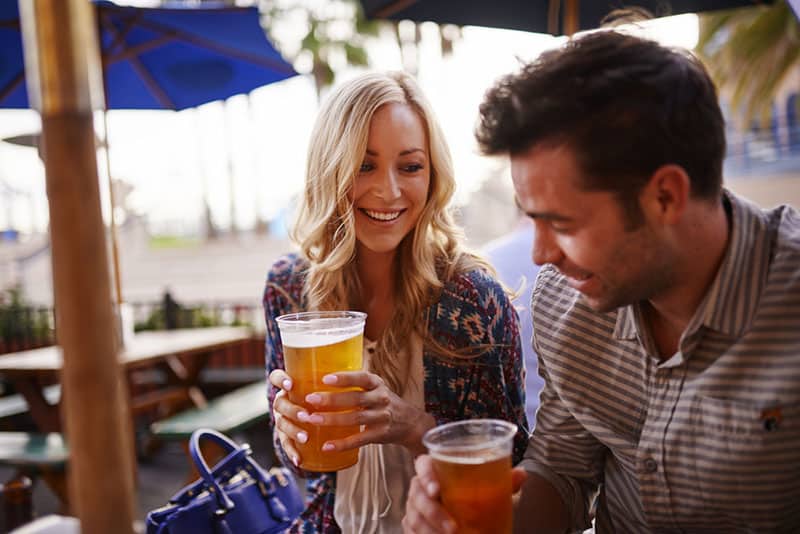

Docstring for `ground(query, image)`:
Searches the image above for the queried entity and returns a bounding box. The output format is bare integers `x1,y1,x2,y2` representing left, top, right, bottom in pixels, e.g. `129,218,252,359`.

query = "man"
403,30,800,533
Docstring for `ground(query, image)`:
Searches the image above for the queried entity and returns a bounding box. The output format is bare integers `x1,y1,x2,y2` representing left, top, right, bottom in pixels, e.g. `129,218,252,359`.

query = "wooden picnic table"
0,326,254,433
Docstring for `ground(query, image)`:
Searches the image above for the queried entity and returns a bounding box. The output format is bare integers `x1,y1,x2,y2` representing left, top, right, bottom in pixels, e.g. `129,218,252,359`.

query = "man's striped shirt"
521,191,800,532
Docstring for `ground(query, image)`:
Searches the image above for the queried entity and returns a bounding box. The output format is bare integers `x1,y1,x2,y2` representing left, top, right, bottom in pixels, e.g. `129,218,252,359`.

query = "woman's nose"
374,168,401,200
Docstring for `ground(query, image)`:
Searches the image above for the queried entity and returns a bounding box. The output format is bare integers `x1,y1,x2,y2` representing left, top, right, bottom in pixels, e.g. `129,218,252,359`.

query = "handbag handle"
189,428,243,512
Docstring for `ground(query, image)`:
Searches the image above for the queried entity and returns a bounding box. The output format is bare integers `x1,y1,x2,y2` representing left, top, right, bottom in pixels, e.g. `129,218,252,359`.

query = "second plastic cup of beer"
276,310,367,472
423,419,517,534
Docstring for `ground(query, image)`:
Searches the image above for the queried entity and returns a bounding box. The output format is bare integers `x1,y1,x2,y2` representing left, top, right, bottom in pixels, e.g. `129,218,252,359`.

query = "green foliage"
697,1,800,129
259,0,384,97
0,287,52,346
134,304,253,332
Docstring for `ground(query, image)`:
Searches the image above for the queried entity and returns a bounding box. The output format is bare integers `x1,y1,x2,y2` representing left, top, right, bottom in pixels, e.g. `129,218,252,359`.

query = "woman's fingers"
301,405,391,428
268,369,292,391
320,371,382,390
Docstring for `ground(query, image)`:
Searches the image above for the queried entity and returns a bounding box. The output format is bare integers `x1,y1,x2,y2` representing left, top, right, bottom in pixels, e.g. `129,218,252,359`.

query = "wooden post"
564,0,579,36
18,1,137,532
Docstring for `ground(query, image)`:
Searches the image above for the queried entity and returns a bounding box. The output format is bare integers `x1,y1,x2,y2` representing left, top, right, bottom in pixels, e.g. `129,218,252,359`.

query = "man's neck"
647,196,730,356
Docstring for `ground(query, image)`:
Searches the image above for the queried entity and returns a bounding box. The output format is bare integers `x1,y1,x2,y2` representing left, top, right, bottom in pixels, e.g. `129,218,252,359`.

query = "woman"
264,71,527,533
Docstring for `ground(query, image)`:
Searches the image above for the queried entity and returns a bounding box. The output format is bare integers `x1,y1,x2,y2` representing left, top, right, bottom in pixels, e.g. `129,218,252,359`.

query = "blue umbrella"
0,0,297,110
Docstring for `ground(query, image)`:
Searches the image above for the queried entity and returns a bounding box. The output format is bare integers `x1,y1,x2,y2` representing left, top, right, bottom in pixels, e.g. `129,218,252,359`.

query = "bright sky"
0,5,698,237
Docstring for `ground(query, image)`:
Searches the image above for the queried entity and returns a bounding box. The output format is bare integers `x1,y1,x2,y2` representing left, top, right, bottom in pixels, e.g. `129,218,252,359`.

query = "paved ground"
0,424,277,526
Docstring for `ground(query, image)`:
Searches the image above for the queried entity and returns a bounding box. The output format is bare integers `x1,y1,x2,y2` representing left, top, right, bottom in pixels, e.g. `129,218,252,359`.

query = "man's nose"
532,225,562,266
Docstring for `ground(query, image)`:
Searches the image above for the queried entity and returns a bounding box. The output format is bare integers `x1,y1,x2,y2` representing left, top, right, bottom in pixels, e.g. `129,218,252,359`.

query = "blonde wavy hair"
291,71,493,393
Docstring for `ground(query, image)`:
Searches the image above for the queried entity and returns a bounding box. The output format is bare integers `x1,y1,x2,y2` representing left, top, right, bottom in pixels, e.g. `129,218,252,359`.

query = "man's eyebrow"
514,196,573,222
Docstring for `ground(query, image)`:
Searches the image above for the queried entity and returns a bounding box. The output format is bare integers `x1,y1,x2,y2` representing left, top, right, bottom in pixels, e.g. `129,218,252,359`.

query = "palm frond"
696,0,800,129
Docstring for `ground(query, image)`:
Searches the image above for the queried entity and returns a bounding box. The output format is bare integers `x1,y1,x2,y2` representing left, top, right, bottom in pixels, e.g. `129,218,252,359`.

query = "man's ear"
639,164,690,225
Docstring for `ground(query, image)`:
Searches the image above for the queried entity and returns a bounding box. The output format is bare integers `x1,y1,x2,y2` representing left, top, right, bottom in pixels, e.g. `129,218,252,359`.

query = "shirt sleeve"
262,255,322,480
518,267,604,531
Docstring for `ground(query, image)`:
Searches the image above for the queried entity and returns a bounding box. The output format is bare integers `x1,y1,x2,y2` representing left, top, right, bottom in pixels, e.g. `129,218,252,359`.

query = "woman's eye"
359,162,373,173
402,163,423,173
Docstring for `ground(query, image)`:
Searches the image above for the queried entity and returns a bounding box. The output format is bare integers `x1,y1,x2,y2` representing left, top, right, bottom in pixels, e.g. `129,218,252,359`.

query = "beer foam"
280,330,358,348
429,448,508,465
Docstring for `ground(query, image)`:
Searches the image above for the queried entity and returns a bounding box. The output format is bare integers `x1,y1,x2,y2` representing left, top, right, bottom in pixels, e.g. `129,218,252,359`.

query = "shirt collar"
696,190,770,337
613,306,638,340
613,190,769,341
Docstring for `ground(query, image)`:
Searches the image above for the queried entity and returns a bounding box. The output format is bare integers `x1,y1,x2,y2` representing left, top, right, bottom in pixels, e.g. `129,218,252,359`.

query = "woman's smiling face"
349,102,431,257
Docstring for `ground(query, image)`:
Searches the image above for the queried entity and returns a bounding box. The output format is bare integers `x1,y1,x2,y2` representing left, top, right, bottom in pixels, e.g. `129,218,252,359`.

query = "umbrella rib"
103,35,178,66
99,10,145,58
372,0,420,17
0,70,25,104
128,57,176,109
134,18,296,75
99,15,175,109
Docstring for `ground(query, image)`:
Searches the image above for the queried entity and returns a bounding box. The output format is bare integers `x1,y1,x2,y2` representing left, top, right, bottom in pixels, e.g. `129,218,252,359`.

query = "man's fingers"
403,475,456,534
511,467,528,492
414,455,439,496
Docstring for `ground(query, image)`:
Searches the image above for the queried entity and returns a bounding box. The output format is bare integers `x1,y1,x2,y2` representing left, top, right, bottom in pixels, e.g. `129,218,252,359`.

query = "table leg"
13,379,61,433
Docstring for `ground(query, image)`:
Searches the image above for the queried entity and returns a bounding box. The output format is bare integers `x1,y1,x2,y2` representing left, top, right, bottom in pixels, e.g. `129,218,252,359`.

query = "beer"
277,311,366,472
423,419,517,534
431,450,512,534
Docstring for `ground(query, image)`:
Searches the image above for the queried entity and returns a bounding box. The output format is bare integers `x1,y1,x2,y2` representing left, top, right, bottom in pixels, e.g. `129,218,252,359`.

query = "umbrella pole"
564,0,579,36
102,109,124,309
18,1,137,532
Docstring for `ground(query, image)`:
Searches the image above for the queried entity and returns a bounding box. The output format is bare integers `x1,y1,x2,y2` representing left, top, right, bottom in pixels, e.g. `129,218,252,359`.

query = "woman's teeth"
364,209,401,221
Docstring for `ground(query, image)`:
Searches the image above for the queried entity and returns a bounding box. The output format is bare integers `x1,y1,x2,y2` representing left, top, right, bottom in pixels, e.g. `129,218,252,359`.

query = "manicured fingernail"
292,456,299,467
282,379,292,390
296,431,308,443
297,411,309,422
306,393,321,404
308,414,324,424
427,482,438,496
322,442,335,452
322,374,337,385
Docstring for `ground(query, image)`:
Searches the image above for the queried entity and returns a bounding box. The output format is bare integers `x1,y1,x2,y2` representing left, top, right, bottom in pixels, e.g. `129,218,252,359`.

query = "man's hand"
402,454,529,533
402,455,457,534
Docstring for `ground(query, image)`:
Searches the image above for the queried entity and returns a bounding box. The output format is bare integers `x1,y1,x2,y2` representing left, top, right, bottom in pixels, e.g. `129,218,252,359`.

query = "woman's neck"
356,245,398,339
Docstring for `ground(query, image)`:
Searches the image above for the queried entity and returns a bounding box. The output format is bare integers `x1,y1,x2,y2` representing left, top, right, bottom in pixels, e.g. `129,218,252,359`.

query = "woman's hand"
303,370,435,455
268,368,308,467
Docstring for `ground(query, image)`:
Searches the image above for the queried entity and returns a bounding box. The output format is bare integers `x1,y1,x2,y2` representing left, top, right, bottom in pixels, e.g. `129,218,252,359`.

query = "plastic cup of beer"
423,419,517,534
276,310,367,472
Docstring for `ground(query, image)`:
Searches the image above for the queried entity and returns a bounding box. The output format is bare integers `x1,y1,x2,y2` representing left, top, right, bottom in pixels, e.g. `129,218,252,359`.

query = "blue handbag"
145,428,303,534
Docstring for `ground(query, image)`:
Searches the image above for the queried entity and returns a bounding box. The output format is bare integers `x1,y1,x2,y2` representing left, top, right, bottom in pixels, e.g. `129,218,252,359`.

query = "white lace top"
333,336,425,534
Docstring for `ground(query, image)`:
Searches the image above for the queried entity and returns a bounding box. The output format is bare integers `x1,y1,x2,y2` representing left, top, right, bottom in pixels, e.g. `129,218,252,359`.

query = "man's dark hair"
476,31,726,222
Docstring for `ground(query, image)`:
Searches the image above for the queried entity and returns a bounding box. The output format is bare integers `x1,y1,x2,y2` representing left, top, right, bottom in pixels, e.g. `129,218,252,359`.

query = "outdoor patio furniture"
150,381,270,482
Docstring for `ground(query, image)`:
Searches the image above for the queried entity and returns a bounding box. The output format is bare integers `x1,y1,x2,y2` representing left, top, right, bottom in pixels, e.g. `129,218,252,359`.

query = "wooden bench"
150,381,269,440
0,432,70,509
150,381,269,480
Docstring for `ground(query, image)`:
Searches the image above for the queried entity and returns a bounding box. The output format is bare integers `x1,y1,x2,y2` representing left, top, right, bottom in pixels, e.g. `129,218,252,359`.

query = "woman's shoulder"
426,265,518,354
267,253,309,285
264,253,308,313
439,266,510,311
